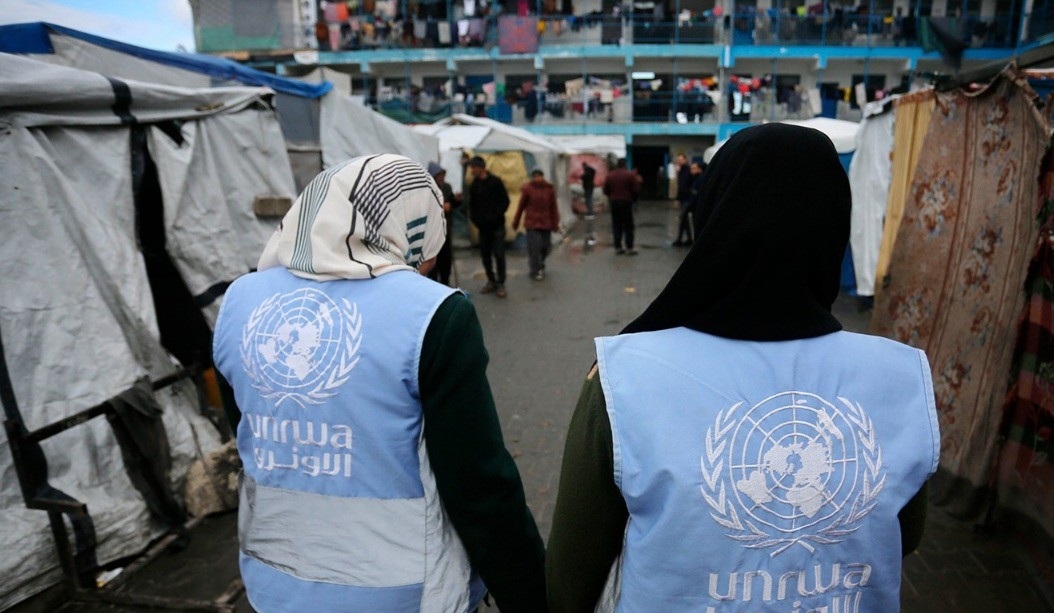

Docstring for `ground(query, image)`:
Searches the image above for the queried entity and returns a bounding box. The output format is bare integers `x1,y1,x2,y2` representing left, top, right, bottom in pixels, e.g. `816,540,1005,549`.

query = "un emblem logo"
240,289,363,408
701,392,885,556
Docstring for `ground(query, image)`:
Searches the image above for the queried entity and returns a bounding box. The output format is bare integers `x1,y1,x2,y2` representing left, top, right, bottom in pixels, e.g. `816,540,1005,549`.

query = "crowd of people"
213,123,939,612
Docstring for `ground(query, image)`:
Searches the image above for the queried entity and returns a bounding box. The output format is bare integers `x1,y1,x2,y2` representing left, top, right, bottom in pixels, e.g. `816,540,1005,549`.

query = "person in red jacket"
513,167,560,281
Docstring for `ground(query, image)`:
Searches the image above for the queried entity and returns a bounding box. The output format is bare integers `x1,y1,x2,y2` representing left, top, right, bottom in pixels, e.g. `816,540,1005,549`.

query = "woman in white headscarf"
213,154,547,613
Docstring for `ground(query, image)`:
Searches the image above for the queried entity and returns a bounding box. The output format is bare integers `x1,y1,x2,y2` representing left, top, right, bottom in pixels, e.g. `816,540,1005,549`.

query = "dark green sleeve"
547,371,628,613
900,482,927,556
216,369,240,434
419,293,548,613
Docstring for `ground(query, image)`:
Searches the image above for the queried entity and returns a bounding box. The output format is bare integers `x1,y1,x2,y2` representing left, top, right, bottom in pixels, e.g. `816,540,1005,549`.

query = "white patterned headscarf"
258,154,446,280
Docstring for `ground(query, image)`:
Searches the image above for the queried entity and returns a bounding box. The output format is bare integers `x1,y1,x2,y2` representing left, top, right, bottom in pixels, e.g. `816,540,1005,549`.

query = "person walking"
581,162,598,246
672,153,694,246
602,158,640,255
467,156,511,298
213,154,547,613
546,125,938,612
427,161,461,286
684,160,706,235
513,166,560,281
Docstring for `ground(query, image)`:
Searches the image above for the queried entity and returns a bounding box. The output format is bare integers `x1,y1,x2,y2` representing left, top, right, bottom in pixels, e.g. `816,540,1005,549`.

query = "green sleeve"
547,371,628,613
216,369,240,434
900,481,927,556
419,293,548,613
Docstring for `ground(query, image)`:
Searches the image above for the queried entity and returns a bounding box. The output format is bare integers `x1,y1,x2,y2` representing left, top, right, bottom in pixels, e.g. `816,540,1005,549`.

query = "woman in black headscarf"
546,124,936,612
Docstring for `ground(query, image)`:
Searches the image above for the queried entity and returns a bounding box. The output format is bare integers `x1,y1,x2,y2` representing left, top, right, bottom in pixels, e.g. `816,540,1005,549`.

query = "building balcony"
367,88,865,132
313,10,1044,55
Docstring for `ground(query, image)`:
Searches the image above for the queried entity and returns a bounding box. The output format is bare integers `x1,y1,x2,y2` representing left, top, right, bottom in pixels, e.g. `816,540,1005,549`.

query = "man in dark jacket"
581,162,597,246
685,161,706,239
427,161,461,287
603,158,641,255
467,156,511,297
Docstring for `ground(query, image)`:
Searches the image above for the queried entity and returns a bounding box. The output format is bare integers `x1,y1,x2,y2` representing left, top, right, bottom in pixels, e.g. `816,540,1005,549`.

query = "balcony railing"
368,88,868,126
313,10,1047,52
731,10,1027,48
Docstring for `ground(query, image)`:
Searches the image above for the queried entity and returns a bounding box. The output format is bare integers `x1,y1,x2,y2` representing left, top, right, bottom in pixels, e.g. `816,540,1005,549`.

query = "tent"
548,134,627,159
414,114,574,230
703,117,861,166
0,22,439,191
0,51,308,608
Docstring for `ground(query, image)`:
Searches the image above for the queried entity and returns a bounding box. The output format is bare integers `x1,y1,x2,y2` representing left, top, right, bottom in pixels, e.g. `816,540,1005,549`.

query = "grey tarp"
0,52,292,608
148,108,296,323
320,92,439,169
10,25,438,191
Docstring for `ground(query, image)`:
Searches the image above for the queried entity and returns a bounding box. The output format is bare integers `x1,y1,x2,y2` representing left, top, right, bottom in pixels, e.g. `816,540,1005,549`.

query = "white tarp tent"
0,23,438,191
703,117,861,163
319,92,438,171
548,134,627,159
0,52,298,608
415,115,574,223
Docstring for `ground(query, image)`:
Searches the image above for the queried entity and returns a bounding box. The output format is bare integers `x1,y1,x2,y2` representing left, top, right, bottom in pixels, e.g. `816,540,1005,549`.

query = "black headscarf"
621,123,851,341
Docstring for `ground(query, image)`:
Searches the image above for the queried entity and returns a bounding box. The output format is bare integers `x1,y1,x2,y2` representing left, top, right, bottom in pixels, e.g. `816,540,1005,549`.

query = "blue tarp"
0,22,332,99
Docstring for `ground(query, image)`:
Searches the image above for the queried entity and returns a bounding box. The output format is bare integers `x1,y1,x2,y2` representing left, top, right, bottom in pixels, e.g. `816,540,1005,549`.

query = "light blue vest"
213,267,484,613
596,329,939,613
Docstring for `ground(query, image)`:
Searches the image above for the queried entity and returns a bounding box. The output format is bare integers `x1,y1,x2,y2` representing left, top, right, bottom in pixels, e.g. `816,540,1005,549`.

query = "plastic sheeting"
149,109,296,322
704,117,860,162
417,117,574,225
1,23,434,190
0,22,331,98
0,53,268,128
0,125,222,610
848,107,895,298
549,134,627,158
320,92,439,169
0,53,289,608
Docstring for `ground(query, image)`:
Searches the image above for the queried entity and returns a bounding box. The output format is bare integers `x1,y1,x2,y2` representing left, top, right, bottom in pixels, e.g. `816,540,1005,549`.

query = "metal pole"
868,0,875,46
492,57,499,120
673,56,679,120
822,0,828,43
582,54,588,124
405,60,413,118
675,0,682,43
771,57,778,120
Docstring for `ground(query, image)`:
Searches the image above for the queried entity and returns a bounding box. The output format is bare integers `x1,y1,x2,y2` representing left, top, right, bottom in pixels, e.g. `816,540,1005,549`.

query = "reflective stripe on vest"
596,329,939,613
214,268,483,613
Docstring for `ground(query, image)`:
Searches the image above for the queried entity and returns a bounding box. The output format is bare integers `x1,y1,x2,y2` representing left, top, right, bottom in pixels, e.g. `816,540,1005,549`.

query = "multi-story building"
191,0,1052,197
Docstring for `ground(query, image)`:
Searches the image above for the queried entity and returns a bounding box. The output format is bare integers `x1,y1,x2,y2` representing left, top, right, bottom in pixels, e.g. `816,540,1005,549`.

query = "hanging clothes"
875,90,936,288
996,226,1054,537
848,102,895,298
871,69,1053,518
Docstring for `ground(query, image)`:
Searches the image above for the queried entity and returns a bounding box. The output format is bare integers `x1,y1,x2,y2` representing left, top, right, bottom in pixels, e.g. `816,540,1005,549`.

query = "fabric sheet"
498,16,540,53
871,71,1052,504
995,156,1054,535
848,109,895,297
875,91,936,288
